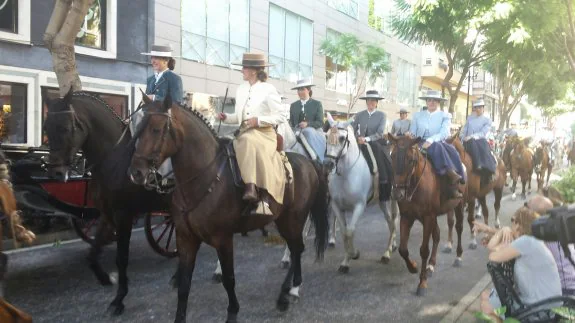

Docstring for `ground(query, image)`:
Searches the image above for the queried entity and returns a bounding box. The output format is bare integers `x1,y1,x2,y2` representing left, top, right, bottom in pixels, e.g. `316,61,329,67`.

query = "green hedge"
553,166,575,203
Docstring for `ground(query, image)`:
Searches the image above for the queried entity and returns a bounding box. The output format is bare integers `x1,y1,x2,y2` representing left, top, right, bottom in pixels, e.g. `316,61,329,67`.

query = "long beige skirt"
234,126,286,204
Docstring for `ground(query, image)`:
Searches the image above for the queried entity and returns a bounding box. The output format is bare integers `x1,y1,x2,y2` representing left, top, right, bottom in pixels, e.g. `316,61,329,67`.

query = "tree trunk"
44,0,93,96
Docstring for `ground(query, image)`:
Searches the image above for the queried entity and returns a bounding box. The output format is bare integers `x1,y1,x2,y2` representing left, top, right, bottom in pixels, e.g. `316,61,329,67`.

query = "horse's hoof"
352,251,360,260
475,213,482,219
392,244,398,252
212,273,222,283
521,193,526,200
261,230,269,237
380,256,390,264
426,266,434,277
495,223,501,229
408,264,418,274
328,240,336,248
416,287,427,297
453,258,463,267
108,303,125,316
169,276,179,289
338,265,350,274
469,242,477,250
98,275,113,286
241,232,248,237
281,261,290,269
442,246,452,254
226,313,238,323
276,299,290,312
512,193,517,201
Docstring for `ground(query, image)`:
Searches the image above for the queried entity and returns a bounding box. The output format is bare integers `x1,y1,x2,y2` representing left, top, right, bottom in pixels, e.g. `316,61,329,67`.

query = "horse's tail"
310,162,330,261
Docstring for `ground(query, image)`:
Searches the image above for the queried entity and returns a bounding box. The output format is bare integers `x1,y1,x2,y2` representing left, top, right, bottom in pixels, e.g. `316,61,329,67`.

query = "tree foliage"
319,33,391,114
391,0,499,113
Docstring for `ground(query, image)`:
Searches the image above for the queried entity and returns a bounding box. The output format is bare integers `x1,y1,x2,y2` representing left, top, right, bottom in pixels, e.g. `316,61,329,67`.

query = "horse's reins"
392,144,427,202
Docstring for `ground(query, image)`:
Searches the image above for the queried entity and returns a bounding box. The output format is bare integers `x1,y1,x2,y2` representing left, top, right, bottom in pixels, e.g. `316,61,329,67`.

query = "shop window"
0,81,27,144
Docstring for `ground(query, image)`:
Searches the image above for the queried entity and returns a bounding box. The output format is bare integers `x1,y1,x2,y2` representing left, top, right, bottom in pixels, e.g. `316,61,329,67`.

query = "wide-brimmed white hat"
141,44,177,58
419,90,447,101
472,99,485,108
291,78,315,90
359,90,385,100
398,107,409,114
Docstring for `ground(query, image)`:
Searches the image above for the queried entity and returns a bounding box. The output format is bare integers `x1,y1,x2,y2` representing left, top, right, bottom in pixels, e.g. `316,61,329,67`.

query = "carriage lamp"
2,104,10,113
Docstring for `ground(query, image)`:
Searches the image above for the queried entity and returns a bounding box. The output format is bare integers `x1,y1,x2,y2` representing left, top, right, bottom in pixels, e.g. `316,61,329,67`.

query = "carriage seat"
487,261,575,322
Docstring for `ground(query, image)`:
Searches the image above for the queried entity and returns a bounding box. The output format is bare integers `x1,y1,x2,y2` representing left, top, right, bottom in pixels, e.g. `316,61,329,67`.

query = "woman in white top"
216,53,286,216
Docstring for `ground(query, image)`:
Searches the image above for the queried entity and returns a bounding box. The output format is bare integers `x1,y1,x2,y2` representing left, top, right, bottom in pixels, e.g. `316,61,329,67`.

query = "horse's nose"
48,167,69,183
393,189,404,200
128,167,145,185
323,160,335,171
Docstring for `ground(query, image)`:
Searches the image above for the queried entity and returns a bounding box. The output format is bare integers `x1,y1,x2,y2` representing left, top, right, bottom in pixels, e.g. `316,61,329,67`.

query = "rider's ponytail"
168,58,176,71
256,68,268,82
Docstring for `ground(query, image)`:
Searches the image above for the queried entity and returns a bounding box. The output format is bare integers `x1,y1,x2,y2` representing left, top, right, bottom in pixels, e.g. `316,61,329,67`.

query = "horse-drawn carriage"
1,145,176,258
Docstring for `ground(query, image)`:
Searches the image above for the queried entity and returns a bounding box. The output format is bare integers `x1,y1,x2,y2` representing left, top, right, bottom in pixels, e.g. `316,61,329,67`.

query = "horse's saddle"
294,131,318,161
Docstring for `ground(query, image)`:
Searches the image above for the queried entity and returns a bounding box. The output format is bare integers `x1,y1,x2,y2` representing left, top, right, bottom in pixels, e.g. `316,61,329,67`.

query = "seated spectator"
528,195,575,296
475,206,562,322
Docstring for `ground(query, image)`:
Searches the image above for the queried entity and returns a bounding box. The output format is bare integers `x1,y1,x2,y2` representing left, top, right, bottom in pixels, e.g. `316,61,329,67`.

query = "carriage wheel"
71,209,101,247
144,212,177,258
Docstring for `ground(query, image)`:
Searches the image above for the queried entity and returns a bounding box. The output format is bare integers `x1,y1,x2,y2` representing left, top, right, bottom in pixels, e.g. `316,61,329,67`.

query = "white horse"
324,123,398,273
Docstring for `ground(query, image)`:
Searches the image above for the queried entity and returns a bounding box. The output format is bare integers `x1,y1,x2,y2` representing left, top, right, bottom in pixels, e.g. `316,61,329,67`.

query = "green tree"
319,33,391,114
391,0,499,113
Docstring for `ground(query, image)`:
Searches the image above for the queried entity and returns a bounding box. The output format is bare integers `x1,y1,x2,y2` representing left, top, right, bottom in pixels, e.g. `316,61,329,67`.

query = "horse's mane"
71,92,125,124
174,103,218,138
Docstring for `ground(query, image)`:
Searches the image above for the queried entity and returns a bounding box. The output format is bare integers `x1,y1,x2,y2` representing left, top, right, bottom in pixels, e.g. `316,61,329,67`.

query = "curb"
440,273,492,323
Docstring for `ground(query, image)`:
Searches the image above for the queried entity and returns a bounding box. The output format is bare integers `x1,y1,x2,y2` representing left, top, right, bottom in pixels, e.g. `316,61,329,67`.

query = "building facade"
155,0,421,127
419,45,474,126
0,0,153,148
473,67,500,127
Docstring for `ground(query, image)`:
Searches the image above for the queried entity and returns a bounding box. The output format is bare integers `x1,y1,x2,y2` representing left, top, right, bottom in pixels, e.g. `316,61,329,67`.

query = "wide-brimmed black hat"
359,90,384,100
231,53,274,67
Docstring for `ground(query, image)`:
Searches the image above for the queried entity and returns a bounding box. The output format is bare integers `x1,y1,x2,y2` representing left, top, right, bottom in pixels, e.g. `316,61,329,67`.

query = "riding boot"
243,183,258,203
250,194,274,216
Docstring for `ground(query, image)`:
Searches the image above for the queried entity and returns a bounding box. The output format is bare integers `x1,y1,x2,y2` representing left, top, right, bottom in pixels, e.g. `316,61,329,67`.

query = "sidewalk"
440,274,492,322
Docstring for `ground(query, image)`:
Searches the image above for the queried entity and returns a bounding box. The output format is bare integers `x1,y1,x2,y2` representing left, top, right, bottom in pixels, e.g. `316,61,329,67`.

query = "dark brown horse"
388,135,465,296
128,96,329,323
501,136,518,186
44,90,172,316
534,143,553,191
446,137,506,252
510,138,533,200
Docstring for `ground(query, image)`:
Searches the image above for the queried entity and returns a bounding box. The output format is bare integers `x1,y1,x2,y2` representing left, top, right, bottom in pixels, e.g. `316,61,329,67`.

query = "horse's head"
44,88,86,182
323,125,354,173
388,134,423,201
128,92,181,186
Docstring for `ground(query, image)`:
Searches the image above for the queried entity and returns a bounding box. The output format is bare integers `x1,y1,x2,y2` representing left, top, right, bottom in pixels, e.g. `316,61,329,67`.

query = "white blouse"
223,81,286,127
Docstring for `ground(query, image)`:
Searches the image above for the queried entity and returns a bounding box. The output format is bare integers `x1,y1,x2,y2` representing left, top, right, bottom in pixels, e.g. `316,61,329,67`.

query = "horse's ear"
388,133,398,143
413,137,423,146
62,86,74,106
140,88,152,104
162,92,173,112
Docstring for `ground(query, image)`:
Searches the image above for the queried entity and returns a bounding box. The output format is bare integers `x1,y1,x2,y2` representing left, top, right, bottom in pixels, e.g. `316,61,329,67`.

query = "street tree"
391,0,501,113
44,0,94,96
319,33,391,115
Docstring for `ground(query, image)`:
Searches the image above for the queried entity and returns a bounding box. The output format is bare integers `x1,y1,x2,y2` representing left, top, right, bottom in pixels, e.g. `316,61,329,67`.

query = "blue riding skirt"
426,141,466,180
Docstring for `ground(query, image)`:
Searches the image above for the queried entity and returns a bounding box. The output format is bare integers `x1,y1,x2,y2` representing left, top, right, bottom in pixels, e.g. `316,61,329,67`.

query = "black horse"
128,95,330,323
44,89,171,315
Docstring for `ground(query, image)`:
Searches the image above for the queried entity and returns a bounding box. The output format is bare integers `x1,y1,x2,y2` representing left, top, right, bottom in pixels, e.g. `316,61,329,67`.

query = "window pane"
207,0,229,42
182,32,206,62
299,19,313,66
268,5,285,57
230,0,249,47
269,55,285,79
0,0,17,33
284,13,299,62
206,37,229,66
182,0,206,35
284,59,299,83
299,64,312,79
0,82,27,144
76,0,106,50
325,56,337,90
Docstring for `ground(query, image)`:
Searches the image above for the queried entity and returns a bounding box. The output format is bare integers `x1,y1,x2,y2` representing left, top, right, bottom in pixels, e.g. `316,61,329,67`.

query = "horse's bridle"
46,106,84,170
392,144,427,201
325,129,360,176
132,109,176,192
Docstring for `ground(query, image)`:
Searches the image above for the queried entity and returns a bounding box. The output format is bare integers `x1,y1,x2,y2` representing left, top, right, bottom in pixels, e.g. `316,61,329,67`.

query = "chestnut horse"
445,137,506,252
128,96,330,323
534,143,553,190
388,135,465,296
510,139,533,200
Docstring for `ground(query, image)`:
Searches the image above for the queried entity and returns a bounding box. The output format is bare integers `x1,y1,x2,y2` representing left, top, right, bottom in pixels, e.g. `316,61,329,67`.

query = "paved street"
2,174,557,322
